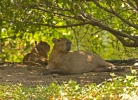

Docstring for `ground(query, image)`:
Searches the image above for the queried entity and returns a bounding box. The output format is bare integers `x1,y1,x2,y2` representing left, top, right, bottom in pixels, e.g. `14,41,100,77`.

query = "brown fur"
23,41,50,66
42,38,123,75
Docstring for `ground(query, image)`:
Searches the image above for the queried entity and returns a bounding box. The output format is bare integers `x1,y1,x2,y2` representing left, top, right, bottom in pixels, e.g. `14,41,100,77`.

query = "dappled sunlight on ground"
0,62,137,87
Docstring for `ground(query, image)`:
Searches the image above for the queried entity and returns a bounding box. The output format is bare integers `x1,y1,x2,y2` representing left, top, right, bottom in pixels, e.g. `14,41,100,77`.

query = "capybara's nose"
66,47,70,51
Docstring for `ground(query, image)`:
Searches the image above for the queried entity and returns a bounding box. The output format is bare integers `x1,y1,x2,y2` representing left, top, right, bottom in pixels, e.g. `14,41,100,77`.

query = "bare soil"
0,62,137,87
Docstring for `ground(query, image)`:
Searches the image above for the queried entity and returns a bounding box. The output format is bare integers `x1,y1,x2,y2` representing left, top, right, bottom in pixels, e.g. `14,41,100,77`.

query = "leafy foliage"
0,0,138,62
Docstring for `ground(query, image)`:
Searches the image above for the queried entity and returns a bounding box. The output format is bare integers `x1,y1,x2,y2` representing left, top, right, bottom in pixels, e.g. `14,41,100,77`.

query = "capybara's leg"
40,64,55,75
103,62,115,68
22,54,30,64
96,61,124,72
92,67,109,72
93,66,125,72
40,69,52,75
51,68,70,75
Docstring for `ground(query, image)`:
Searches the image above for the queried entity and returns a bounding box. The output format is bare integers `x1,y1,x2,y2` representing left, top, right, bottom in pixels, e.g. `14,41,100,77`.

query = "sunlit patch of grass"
0,70,138,100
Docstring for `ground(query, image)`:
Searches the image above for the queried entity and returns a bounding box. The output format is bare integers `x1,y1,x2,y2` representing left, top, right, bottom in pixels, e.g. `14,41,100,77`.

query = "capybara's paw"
112,66,125,72
39,70,51,75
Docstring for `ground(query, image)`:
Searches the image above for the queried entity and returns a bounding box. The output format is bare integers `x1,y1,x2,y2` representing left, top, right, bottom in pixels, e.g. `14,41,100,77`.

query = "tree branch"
2,14,138,47
77,12,138,47
114,35,138,47
127,0,138,11
91,0,138,29
0,18,90,28
35,22,90,28
35,7,79,20
134,0,138,10
80,12,136,39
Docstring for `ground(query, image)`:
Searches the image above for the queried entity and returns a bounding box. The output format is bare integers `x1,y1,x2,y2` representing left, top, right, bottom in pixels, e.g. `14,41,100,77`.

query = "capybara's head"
52,38,72,52
31,41,50,55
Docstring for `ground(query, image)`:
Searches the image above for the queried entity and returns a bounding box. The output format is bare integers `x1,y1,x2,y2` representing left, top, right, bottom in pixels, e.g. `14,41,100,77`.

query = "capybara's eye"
57,39,60,42
66,41,69,43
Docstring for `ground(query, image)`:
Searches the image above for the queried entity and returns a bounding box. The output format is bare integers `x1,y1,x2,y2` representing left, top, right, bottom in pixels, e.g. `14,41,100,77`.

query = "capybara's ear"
35,41,39,48
52,38,57,43
40,40,42,44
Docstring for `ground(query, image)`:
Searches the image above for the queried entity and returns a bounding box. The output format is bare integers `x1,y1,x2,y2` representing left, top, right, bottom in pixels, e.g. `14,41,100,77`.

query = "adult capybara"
42,38,124,75
23,41,50,66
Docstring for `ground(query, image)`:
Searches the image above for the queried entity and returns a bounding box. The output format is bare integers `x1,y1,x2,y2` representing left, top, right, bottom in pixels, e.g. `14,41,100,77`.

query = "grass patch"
0,70,138,100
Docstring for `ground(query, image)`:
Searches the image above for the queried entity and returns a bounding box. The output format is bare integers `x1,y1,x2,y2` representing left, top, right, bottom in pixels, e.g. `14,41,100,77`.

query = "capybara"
23,41,50,66
42,38,124,75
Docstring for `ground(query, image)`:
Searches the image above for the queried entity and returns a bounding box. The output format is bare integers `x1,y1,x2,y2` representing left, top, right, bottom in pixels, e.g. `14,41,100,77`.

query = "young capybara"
23,41,50,66
42,38,124,75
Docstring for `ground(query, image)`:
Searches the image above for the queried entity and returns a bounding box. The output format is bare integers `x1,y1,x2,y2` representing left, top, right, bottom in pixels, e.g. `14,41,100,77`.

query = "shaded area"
0,61,137,87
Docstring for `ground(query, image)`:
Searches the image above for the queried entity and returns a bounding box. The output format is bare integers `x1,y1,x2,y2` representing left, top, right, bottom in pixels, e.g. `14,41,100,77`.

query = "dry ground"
0,61,137,87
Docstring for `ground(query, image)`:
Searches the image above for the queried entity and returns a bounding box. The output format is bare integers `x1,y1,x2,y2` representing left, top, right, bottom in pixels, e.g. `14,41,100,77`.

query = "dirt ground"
0,61,137,87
